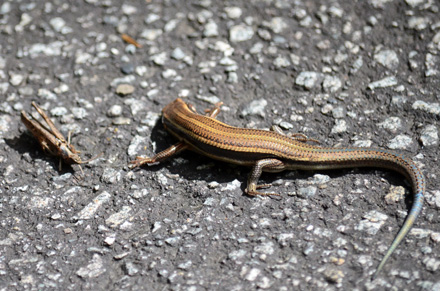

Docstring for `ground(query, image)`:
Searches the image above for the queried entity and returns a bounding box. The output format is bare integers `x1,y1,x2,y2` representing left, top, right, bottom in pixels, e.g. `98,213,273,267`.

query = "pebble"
387,134,413,150
368,76,398,90
150,52,167,66
420,125,438,146
50,17,72,34
391,95,407,107
219,57,236,66
196,10,213,23
227,72,238,83
140,111,160,127
145,14,160,24
127,135,148,157
211,41,234,56
241,99,267,118
408,16,430,31
130,189,149,199
303,243,314,256
257,277,273,289
177,261,192,270
432,231,440,242
135,65,148,76
324,267,344,284
377,117,402,133
423,258,440,272
384,185,405,204
355,210,388,235
277,233,294,246
116,84,135,96
54,83,69,94
164,19,180,32
198,60,216,73
322,75,342,93
224,7,242,19
50,107,68,116
122,4,137,15
208,181,220,189
369,0,395,8
29,41,64,58
123,262,139,276
75,52,92,64
330,119,347,134
410,228,431,239
15,13,32,32
107,105,123,117
121,63,135,75
140,28,162,41
73,191,111,220
220,179,241,192
298,186,317,197
111,75,136,87
9,72,24,86
165,236,181,247
195,94,220,104
162,69,177,79
71,107,87,119
374,49,399,70
228,249,247,261
13,103,24,111
28,196,54,209
204,198,217,207
295,71,322,90
313,174,331,184
412,100,440,116
331,107,345,119
104,234,116,246
76,254,106,278
250,42,264,54
112,117,131,125
203,20,219,37
0,3,11,14
405,0,425,7
101,168,122,184
0,83,8,94
265,17,288,33
105,206,132,228
147,88,159,100
279,121,293,130
245,268,261,281
273,56,290,68
299,16,312,27
229,24,254,42
350,56,363,74
171,47,186,60
125,44,136,54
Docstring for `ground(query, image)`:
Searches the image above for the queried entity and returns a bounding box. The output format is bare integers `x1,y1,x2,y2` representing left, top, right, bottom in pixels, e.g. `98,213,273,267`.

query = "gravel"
1,0,439,290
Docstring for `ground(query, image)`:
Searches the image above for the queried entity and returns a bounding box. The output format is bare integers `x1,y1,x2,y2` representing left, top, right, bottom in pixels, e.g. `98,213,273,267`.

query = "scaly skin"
130,98,425,278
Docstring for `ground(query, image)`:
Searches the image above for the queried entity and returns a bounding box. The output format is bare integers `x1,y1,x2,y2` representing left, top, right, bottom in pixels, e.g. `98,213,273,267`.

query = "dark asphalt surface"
1,0,440,290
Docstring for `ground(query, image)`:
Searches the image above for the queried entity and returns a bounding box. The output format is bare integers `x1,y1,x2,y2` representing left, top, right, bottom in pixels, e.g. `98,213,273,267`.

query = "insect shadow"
5,132,76,175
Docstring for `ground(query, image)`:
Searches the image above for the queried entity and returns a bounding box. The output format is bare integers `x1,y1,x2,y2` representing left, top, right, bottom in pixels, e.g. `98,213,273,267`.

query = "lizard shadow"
5,132,76,175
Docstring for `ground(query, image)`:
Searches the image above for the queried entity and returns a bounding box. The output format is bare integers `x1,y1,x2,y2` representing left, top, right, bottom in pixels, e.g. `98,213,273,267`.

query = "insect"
21,102,98,173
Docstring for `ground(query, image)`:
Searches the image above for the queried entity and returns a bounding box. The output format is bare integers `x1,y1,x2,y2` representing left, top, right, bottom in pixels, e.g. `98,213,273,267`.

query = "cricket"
20,102,99,174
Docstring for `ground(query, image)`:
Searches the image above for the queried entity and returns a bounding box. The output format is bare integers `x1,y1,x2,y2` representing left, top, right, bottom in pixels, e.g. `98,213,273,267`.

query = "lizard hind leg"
245,158,286,196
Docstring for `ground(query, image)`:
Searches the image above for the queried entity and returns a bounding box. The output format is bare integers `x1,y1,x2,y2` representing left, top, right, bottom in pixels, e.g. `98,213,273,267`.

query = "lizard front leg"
129,141,188,168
